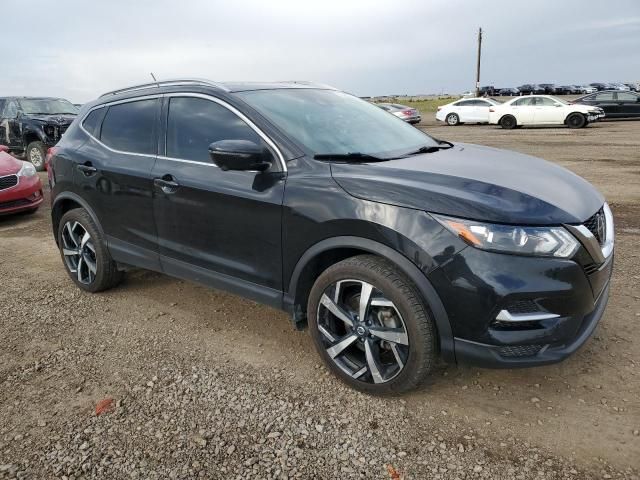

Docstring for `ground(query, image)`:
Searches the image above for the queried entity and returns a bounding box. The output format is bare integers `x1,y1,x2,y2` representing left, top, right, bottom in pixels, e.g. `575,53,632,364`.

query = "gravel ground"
1,119,639,479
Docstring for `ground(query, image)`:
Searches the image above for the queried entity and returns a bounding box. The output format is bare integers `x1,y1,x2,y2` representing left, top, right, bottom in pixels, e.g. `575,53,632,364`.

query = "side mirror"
208,140,271,172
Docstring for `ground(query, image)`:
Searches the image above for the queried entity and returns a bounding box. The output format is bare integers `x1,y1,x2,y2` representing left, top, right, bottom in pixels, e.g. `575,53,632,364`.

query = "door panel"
73,98,161,270
153,95,286,291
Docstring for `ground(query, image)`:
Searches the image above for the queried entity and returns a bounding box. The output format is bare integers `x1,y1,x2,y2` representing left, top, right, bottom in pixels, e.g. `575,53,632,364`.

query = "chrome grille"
0,175,18,191
583,207,605,245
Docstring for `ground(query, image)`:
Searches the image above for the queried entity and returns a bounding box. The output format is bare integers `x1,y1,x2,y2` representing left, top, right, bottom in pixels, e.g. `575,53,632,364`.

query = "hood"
0,152,23,176
27,114,76,125
330,143,603,225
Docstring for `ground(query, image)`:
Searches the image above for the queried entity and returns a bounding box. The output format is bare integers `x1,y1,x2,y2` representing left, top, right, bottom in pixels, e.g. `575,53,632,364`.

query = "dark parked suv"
0,97,79,170
49,79,614,394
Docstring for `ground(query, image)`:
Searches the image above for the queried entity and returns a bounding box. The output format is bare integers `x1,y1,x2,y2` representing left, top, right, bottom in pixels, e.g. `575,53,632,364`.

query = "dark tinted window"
101,99,157,154
455,100,475,107
82,108,105,138
166,97,261,162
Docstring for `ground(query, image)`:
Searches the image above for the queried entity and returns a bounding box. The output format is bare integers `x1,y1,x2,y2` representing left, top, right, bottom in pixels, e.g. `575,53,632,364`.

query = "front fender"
285,235,456,363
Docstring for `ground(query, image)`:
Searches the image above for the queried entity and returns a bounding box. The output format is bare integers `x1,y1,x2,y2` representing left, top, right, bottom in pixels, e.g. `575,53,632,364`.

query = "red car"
0,145,44,215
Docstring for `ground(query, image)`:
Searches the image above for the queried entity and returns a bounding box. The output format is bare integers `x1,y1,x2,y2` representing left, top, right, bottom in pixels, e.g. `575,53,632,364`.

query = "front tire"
445,113,460,126
26,141,46,171
500,115,517,129
308,255,437,394
57,208,123,293
566,113,586,129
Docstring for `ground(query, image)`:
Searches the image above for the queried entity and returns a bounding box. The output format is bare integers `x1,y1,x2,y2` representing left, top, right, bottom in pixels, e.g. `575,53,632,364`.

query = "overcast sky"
1,0,639,102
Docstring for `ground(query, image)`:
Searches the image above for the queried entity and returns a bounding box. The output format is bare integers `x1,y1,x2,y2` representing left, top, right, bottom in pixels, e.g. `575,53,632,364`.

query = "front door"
152,95,286,301
532,97,563,124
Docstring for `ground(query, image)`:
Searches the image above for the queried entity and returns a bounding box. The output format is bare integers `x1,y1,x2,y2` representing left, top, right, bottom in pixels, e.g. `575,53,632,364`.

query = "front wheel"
566,113,586,129
26,141,46,171
308,255,437,394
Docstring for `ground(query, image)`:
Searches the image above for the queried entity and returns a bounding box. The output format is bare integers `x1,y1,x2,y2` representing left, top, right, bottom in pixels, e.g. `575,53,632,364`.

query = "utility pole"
475,27,483,97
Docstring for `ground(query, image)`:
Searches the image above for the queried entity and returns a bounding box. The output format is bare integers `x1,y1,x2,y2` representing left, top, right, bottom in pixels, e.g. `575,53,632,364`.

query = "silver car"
376,103,421,124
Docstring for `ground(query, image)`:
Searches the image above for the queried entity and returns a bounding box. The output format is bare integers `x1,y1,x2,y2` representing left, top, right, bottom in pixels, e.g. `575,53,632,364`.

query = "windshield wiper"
402,140,454,157
313,152,388,162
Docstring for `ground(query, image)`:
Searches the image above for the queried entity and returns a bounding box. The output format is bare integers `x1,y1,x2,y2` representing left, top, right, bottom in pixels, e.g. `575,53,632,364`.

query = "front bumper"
0,174,44,215
427,241,614,368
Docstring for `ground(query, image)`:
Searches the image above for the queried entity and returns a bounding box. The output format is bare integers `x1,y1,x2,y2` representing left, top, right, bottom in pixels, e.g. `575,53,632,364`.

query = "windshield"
237,89,438,158
18,98,79,115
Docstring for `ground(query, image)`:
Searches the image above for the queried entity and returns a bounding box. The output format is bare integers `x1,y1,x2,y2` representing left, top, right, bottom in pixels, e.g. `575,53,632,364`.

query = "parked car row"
477,82,638,97
436,95,606,128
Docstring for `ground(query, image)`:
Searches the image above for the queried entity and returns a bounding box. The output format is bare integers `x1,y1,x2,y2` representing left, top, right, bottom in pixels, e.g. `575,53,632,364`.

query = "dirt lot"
1,119,639,479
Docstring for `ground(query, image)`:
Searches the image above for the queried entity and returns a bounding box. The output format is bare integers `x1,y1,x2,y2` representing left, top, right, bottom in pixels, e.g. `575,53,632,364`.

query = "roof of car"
0,96,65,100
98,78,338,98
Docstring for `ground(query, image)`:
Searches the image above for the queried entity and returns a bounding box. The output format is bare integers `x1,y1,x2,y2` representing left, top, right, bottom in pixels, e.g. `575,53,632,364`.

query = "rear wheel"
308,255,437,394
500,115,517,129
445,113,460,126
566,113,586,129
26,141,46,171
57,208,123,292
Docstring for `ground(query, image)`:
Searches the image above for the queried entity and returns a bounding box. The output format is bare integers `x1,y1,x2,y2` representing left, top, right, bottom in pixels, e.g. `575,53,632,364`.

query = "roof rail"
279,80,338,90
99,78,229,98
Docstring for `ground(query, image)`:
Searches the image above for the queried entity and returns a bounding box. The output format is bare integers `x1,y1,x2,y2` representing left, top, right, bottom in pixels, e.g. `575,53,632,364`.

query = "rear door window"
82,107,105,138
166,97,262,163
100,99,158,155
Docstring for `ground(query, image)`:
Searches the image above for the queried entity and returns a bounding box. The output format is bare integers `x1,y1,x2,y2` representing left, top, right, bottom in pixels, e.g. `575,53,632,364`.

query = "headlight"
18,161,37,177
433,214,579,258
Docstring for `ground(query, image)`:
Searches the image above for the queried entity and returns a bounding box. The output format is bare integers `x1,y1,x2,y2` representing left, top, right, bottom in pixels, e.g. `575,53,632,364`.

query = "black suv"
0,97,79,170
49,79,614,394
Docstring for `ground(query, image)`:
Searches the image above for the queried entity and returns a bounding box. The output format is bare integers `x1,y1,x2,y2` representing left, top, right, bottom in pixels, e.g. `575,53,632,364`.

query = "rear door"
615,92,640,117
472,99,494,122
591,91,617,117
73,97,161,269
452,100,476,122
151,94,286,300
510,97,535,123
532,97,563,124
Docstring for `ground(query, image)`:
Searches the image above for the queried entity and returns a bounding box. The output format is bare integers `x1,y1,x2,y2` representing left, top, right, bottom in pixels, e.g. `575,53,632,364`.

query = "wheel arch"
499,114,517,126
51,192,105,246
284,236,455,362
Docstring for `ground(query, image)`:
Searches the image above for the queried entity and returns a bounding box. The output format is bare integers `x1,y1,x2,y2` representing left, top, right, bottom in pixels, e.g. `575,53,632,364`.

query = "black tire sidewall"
308,257,436,395
26,141,46,171
567,113,586,128
57,208,117,293
501,115,516,129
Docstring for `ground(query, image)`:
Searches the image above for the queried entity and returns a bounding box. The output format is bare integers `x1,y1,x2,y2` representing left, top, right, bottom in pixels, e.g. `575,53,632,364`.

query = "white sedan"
435,98,501,126
488,95,605,129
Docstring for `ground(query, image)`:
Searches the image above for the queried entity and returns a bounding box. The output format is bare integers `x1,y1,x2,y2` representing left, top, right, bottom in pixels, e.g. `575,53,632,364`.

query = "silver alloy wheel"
446,114,458,126
317,279,409,384
29,147,44,168
61,221,97,285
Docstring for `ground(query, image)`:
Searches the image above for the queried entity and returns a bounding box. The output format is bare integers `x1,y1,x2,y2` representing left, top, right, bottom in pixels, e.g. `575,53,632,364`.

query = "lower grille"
506,299,539,314
0,175,18,191
498,345,543,358
0,198,31,209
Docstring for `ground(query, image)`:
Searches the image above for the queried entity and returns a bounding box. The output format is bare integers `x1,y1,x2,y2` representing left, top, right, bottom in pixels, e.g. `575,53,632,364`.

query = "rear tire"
26,141,46,171
500,115,517,129
566,113,586,129
57,208,123,293
445,113,460,126
308,255,437,395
